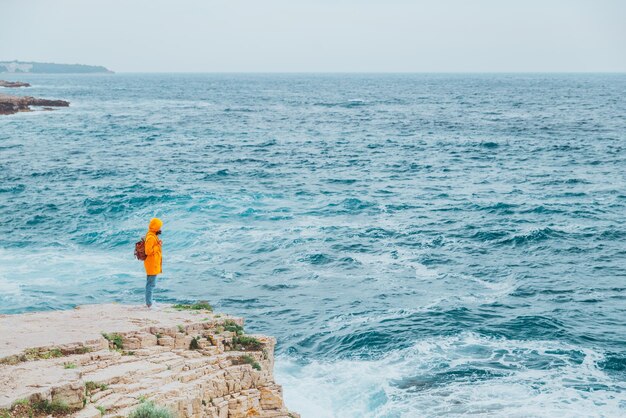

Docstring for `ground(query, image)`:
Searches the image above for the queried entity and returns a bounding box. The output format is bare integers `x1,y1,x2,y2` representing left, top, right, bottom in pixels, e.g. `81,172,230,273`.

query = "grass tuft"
222,320,244,335
172,301,213,311
31,399,71,415
241,354,261,370
22,347,64,361
50,348,63,358
64,362,77,369
231,336,263,351
128,401,174,418
102,333,124,350
76,346,92,354
86,381,109,392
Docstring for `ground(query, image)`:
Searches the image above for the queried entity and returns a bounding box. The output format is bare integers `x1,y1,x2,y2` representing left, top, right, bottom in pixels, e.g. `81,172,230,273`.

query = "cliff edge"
0,304,299,418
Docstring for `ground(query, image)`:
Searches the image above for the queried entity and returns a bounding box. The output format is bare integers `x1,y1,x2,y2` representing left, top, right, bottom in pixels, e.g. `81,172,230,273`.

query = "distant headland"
0,60,113,74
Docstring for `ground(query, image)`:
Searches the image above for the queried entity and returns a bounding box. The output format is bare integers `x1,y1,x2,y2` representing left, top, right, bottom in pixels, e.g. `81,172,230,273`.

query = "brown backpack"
134,238,147,261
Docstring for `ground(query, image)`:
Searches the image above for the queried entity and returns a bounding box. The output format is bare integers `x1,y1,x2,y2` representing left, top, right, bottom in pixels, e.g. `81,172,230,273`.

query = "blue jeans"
146,275,157,306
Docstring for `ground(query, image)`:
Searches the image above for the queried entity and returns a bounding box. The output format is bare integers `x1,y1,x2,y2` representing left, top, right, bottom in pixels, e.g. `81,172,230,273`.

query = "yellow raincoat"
144,218,163,275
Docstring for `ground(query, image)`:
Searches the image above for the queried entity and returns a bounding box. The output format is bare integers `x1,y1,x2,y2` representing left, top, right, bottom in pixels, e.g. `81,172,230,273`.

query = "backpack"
134,238,147,261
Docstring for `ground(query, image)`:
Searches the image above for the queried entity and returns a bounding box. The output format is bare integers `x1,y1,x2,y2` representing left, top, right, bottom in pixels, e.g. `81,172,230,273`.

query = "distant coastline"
0,60,113,74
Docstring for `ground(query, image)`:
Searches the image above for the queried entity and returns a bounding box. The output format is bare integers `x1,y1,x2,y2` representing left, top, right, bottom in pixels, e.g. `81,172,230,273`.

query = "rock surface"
0,80,31,88
0,93,70,115
0,304,298,418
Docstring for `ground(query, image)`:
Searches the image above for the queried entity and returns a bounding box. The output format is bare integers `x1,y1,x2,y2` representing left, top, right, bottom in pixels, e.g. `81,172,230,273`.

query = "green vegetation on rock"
223,320,244,335
102,333,124,350
231,336,263,351
2,399,73,417
241,354,261,370
21,347,64,361
172,301,213,311
128,401,174,418
86,381,108,392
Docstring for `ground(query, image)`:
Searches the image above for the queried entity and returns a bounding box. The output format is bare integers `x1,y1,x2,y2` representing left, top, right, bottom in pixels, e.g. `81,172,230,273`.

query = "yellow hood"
148,218,163,232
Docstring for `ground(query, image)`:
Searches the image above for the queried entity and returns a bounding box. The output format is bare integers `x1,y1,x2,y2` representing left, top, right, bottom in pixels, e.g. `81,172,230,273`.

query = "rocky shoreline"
0,80,31,88
0,304,298,418
0,79,69,115
0,93,70,115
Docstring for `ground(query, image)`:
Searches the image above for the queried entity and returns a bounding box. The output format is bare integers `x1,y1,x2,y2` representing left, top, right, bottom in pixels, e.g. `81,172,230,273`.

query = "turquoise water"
1,74,625,417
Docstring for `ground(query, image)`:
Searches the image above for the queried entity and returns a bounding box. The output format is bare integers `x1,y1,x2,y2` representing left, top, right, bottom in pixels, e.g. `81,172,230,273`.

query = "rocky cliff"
0,304,298,418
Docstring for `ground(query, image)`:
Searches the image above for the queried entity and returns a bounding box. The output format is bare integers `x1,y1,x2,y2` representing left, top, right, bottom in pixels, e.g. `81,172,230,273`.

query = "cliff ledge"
0,304,298,418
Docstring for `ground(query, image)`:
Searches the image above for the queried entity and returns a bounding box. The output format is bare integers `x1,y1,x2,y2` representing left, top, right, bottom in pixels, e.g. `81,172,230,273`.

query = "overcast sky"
1,0,625,72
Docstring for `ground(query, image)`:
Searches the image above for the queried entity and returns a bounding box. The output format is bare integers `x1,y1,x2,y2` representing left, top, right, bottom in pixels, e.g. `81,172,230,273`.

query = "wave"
299,253,334,265
203,169,232,179
0,184,26,193
479,141,499,149
470,230,509,241
276,333,625,417
314,99,368,108
520,205,566,214
497,227,566,246
326,178,358,185
487,315,569,340
223,107,256,113
305,198,380,215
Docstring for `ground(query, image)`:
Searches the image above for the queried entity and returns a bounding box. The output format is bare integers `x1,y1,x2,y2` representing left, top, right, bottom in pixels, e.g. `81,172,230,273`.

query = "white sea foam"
0,247,138,308
276,333,625,418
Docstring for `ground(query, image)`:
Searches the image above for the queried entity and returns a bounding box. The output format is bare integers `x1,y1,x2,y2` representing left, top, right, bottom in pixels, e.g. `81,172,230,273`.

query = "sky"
1,0,625,73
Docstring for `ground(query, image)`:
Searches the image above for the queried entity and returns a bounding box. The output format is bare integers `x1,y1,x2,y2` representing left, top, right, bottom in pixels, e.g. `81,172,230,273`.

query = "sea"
1,73,625,417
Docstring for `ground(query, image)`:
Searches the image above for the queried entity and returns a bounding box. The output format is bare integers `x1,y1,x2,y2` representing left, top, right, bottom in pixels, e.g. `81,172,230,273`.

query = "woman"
144,217,163,308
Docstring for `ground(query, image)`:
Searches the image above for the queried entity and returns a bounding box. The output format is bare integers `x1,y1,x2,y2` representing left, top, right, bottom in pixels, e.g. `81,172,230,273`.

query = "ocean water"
1,73,625,417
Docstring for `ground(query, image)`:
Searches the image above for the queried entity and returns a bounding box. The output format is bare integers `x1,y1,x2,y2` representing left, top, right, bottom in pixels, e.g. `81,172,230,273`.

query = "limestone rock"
0,304,297,418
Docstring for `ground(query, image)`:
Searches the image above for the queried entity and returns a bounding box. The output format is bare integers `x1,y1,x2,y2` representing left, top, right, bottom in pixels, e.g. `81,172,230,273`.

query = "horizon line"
7,70,626,75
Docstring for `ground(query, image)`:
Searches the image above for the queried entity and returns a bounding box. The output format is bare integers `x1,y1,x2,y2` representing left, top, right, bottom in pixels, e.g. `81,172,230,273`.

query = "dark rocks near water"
0,80,31,88
0,94,70,115
0,79,69,115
